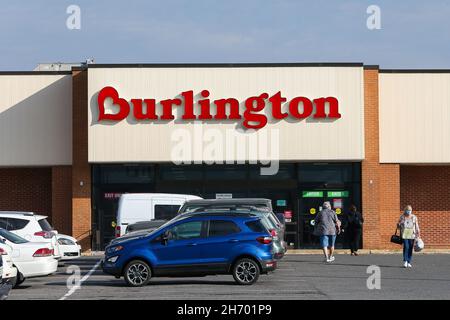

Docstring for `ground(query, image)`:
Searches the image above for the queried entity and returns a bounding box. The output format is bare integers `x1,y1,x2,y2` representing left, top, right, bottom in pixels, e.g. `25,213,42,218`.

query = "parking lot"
7,254,450,300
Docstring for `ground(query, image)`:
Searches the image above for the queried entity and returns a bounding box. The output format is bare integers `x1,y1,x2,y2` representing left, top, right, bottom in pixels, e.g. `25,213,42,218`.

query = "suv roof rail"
0,211,35,216
184,204,269,212
182,211,259,218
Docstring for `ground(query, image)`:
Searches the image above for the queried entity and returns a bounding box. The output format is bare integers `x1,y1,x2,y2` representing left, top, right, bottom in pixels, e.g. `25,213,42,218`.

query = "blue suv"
102,212,277,286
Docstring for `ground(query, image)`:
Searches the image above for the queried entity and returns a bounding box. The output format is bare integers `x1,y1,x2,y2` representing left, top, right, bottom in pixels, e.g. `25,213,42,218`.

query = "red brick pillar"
51,166,72,235
72,69,91,252
362,67,400,249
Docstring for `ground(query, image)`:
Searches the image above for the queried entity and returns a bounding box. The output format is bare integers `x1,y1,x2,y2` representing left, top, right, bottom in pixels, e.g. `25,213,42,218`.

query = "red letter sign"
97,86,130,121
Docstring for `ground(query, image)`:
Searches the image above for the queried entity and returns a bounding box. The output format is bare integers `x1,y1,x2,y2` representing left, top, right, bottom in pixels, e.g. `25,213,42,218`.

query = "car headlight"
107,256,119,263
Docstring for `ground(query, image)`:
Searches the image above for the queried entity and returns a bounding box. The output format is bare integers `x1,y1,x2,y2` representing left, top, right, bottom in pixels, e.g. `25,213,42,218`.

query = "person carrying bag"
397,205,421,268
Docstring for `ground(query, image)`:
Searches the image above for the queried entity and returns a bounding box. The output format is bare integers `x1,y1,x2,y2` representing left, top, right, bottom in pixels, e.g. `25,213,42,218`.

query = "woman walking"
314,201,341,263
345,205,364,256
397,205,420,268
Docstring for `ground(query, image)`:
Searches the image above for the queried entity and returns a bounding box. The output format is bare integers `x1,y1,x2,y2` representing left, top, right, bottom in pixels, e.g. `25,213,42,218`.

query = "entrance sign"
302,191,323,198
97,86,341,129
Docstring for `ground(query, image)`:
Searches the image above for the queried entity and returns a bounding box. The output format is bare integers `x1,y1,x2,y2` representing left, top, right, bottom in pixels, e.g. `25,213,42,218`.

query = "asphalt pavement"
7,254,450,300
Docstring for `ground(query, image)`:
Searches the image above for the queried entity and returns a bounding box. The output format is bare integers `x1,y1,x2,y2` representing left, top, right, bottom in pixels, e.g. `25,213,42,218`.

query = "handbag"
390,227,403,245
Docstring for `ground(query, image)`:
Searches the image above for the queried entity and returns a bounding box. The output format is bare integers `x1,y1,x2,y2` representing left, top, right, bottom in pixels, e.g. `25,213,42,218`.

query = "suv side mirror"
161,231,171,245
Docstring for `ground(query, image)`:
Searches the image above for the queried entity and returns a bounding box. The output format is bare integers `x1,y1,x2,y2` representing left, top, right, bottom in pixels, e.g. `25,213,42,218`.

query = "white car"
0,228,58,287
0,211,61,259
56,234,81,260
0,255,12,300
0,241,18,285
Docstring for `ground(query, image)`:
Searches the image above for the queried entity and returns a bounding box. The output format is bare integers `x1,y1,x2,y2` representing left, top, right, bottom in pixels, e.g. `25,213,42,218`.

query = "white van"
115,193,202,237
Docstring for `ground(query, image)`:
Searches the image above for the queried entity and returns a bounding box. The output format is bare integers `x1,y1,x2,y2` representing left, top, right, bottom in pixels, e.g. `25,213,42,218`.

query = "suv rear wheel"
232,258,260,285
124,260,152,287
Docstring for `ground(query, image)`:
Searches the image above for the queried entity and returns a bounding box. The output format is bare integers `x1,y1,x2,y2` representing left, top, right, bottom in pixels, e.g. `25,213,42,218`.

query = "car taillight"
115,226,121,238
257,236,273,244
34,231,54,239
0,247,7,255
33,248,54,257
269,229,279,240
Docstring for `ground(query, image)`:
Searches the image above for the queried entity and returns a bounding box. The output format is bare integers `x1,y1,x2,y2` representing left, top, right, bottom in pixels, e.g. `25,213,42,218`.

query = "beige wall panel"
0,74,72,166
380,73,450,163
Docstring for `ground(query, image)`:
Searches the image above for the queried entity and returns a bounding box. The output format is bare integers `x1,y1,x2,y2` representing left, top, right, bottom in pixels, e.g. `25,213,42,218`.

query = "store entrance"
298,189,351,249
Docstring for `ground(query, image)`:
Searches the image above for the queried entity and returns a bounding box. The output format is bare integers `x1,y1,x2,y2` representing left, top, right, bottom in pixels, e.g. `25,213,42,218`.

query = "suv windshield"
38,218,53,231
0,228,29,244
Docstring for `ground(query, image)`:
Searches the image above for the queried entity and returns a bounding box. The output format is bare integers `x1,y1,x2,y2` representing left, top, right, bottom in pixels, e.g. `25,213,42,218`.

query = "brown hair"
349,205,357,212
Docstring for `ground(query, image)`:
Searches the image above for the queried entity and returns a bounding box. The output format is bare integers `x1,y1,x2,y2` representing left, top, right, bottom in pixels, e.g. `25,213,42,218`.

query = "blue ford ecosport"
102,212,277,286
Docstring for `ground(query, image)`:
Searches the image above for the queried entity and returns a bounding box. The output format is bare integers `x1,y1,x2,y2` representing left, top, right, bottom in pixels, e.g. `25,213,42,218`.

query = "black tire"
123,260,152,287
13,272,25,288
232,258,260,285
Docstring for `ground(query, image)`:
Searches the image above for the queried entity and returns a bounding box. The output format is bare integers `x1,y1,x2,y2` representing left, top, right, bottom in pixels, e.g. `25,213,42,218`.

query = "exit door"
298,190,350,248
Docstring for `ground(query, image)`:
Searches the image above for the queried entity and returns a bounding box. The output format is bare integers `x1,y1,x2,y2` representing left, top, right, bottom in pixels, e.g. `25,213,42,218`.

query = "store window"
98,165,154,184
298,164,354,184
249,163,295,180
160,165,202,181
204,165,247,180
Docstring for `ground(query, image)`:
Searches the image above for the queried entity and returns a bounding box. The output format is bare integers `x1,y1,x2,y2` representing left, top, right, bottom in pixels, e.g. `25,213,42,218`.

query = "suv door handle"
228,239,239,243
187,243,198,246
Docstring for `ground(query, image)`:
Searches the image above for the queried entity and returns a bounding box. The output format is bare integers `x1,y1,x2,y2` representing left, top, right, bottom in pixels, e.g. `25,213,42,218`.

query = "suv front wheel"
124,260,152,287
232,258,260,285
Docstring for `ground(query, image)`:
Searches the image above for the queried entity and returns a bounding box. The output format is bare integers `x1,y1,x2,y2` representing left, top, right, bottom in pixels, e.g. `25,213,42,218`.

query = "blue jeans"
320,235,337,248
403,239,414,263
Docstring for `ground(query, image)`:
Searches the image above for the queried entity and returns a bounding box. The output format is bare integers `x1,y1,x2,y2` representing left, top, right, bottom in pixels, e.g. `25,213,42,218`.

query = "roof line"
0,71,72,75
87,62,364,68
380,69,450,73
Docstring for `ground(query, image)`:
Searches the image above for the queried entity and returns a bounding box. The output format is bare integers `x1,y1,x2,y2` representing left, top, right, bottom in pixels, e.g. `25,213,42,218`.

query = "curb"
81,249,450,257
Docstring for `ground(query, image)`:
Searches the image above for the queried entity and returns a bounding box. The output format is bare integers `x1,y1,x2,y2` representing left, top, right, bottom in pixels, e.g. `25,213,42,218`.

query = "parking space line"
59,259,102,300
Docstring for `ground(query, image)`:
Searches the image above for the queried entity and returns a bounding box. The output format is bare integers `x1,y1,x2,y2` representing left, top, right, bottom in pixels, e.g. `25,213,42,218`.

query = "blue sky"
1,0,449,70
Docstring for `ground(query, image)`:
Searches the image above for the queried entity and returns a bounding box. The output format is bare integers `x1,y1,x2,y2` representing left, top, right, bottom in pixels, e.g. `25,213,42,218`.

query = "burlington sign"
97,86,341,129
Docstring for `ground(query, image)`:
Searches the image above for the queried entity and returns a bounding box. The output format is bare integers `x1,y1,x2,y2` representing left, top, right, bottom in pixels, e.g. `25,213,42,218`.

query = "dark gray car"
179,198,287,258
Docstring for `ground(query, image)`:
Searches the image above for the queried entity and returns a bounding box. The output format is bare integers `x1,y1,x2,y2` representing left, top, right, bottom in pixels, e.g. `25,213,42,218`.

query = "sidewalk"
286,249,450,255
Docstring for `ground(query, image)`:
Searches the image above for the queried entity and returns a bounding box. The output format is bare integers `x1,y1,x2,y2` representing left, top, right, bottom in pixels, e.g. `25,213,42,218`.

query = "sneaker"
403,261,408,268
324,258,330,263
407,263,412,268
329,256,335,262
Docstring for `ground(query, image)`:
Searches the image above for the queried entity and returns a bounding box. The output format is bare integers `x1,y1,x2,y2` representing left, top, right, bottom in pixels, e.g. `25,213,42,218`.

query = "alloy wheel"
235,261,257,283
126,263,149,286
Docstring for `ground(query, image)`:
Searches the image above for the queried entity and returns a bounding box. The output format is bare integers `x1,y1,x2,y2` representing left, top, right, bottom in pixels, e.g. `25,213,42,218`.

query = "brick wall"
362,67,401,249
51,166,72,235
401,165,450,248
0,168,52,218
72,69,92,252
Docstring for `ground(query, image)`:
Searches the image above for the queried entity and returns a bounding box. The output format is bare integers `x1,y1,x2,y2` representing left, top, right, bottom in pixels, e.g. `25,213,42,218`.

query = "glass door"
298,190,351,248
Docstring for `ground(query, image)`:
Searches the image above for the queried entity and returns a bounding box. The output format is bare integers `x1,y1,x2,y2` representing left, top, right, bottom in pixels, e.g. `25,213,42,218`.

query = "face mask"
405,210,412,215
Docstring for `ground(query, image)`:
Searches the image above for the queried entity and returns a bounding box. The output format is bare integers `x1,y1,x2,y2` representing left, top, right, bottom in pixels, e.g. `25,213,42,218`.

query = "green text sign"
302,191,324,198
327,191,349,198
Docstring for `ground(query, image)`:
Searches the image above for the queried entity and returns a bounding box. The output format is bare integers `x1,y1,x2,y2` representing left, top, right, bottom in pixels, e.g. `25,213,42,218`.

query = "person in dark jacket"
344,205,364,256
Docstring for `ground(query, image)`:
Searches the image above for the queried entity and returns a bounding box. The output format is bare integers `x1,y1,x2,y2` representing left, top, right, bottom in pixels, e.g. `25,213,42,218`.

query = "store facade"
0,64,449,251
